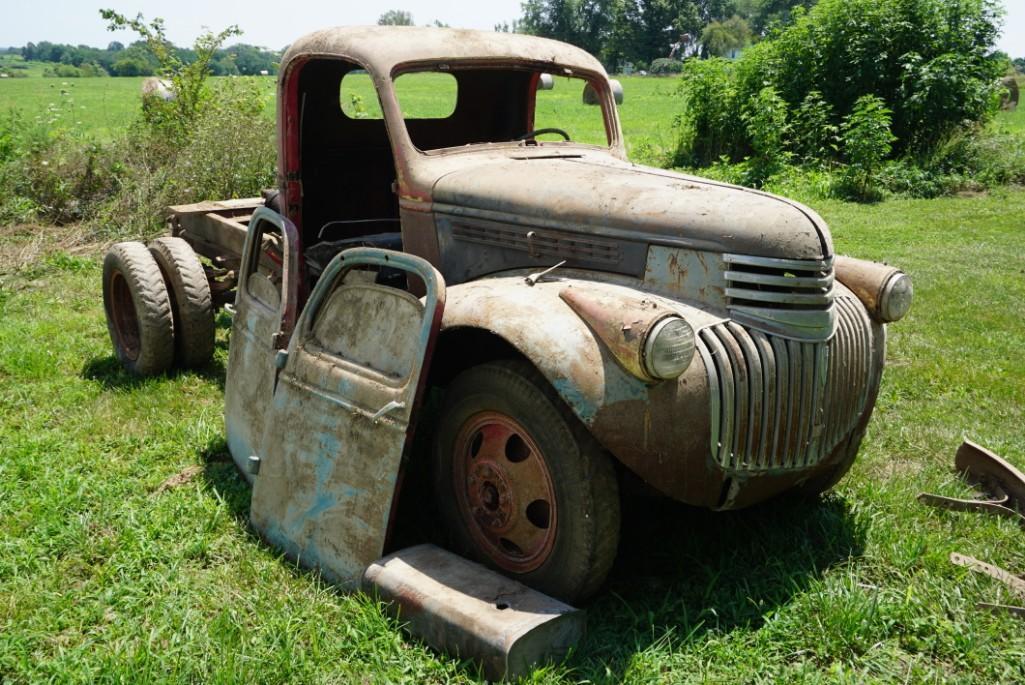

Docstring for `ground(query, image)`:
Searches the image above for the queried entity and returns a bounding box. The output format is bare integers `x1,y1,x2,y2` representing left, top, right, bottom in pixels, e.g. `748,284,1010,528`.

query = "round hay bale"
538,73,554,90
609,79,624,105
141,77,174,102
582,80,624,106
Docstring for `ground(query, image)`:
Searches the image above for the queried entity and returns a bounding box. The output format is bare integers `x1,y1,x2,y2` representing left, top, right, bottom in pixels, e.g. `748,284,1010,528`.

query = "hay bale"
582,80,624,106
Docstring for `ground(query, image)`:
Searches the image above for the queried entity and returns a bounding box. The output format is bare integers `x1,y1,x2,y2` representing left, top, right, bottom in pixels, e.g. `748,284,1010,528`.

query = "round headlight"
879,272,913,322
643,317,695,380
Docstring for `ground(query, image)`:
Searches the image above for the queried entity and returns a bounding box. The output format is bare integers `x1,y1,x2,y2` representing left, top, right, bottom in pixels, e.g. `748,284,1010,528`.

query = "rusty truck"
101,26,913,602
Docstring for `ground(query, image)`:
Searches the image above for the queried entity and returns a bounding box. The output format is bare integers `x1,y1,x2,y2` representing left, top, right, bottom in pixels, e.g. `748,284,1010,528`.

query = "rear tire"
148,237,214,369
433,360,620,603
102,241,175,376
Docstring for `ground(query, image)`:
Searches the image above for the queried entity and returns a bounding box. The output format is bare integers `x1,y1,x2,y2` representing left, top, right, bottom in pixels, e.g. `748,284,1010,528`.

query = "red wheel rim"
452,411,558,573
109,271,140,362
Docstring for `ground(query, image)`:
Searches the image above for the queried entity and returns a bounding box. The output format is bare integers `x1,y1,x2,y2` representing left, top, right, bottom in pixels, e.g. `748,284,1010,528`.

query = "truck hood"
431,155,833,260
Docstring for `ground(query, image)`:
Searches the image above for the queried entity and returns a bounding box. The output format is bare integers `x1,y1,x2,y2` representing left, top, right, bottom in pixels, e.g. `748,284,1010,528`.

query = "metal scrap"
919,440,1025,620
917,440,1025,526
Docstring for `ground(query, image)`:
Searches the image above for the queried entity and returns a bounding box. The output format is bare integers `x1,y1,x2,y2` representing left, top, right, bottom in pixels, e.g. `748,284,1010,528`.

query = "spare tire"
148,237,214,369
102,241,175,376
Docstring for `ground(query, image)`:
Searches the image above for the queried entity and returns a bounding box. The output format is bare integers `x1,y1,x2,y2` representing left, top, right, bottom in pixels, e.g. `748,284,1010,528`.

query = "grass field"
2,66,1025,683
2,191,1024,682
0,72,680,160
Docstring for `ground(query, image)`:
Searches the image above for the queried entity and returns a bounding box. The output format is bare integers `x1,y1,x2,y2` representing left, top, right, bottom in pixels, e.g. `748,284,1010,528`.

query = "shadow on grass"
80,348,228,391
197,436,254,532
192,411,865,684
572,493,868,682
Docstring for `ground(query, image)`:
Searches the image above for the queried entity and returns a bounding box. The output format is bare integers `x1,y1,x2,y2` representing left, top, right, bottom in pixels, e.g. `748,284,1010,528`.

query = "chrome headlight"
879,272,913,323
643,316,696,380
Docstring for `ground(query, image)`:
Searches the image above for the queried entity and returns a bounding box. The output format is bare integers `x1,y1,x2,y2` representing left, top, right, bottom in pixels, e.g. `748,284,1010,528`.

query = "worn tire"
433,360,620,603
102,241,175,376
148,237,214,369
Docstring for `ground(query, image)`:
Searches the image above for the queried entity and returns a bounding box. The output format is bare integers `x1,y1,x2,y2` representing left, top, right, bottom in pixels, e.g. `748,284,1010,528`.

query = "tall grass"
0,78,275,237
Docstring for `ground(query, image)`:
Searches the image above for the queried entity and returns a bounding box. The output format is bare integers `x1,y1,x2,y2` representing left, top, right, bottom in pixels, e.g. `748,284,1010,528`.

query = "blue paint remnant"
552,378,596,423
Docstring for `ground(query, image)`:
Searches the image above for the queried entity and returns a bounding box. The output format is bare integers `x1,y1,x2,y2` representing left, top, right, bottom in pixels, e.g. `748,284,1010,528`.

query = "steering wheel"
515,127,571,141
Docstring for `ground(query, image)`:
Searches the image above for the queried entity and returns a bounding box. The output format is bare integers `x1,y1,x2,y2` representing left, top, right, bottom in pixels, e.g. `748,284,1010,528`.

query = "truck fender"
437,274,724,506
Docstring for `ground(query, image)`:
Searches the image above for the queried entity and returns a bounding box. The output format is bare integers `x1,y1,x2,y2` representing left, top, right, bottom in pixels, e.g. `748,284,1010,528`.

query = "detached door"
250,248,445,588
224,208,302,482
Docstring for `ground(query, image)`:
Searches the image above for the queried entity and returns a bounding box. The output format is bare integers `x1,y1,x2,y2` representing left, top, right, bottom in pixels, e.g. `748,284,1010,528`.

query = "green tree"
377,10,414,25
101,9,241,139
701,15,752,56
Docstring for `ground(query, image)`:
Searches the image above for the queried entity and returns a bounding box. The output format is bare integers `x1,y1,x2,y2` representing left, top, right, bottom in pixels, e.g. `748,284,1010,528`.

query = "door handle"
370,400,405,423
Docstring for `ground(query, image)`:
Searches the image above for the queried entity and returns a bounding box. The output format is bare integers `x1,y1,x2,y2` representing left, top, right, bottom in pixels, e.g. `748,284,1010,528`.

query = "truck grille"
697,294,874,473
723,253,835,340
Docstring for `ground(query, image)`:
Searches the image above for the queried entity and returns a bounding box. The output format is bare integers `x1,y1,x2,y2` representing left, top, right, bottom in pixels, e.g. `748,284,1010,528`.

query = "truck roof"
281,26,607,77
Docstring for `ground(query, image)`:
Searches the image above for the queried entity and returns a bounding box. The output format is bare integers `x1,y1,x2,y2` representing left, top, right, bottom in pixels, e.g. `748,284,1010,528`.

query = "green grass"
0,71,678,159
1,67,1021,159
0,74,277,141
2,189,1025,683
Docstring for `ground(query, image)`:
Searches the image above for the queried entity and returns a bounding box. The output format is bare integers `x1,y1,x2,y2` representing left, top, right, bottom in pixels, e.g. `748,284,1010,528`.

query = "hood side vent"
452,222,620,266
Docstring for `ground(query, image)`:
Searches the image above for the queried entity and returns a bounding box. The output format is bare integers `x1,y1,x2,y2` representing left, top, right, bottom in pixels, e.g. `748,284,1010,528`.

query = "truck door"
249,248,446,589
224,207,301,482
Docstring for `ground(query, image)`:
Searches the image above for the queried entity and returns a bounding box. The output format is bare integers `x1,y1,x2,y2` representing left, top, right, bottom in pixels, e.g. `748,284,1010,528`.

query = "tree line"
511,0,816,71
13,40,279,77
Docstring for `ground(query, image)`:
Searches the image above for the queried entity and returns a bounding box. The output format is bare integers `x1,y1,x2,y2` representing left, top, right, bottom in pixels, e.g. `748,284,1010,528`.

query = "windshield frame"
381,58,623,157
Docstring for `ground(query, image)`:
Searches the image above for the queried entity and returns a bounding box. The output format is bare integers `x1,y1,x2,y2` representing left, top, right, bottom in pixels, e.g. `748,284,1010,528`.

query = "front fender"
439,273,726,507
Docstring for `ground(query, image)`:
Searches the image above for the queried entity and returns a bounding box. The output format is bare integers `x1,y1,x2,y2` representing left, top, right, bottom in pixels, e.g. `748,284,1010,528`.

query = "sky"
1,0,1023,55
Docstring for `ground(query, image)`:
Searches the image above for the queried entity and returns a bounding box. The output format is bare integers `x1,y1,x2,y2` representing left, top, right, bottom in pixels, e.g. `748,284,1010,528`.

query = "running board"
363,545,584,680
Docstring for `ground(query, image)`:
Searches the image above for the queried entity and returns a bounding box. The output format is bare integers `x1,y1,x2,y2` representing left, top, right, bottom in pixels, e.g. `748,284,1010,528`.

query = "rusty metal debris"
919,440,1025,620
363,544,584,681
917,440,1025,526
949,553,1025,620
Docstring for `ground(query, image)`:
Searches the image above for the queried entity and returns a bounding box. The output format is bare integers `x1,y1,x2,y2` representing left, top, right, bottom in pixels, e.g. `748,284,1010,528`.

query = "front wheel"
433,360,620,603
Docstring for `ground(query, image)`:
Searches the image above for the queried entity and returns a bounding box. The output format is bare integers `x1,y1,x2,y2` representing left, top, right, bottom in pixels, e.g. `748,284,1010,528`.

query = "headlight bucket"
643,316,696,380
559,287,696,382
835,255,913,323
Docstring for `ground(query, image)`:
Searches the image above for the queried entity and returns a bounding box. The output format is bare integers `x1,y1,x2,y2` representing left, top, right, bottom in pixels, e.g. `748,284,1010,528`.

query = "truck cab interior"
286,57,606,282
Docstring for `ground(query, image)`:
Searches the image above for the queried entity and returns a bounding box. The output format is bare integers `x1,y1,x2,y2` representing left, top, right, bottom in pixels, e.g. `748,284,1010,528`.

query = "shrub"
742,85,790,184
838,96,896,200
792,91,838,164
674,58,743,166
101,9,241,143
648,58,684,75
673,0,1004,168
92,78,275,237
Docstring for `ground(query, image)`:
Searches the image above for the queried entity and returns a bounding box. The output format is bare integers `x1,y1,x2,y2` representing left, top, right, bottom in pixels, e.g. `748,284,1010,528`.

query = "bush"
791,91,838,164
674,58,744,166
837,95,896,200
674,0,1004,167
95,79,275,236
742,86,790,184
648,58,684,75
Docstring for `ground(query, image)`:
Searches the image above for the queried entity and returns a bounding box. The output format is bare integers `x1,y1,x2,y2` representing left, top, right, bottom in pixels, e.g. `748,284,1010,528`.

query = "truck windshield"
377,67,610,151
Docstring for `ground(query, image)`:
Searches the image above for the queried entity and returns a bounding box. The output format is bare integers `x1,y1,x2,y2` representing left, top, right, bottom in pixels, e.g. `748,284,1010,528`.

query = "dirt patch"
153,465,203,494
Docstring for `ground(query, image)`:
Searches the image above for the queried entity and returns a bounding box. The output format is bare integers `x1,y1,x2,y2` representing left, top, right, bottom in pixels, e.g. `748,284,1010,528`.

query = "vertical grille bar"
698,294,875,473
